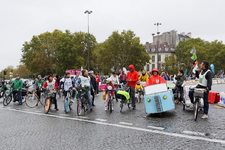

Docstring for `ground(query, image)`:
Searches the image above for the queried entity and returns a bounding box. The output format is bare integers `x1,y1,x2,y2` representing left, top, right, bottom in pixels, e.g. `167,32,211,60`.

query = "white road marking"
95,118,107,122
183,130,206,136
78,116,88,119
147,126,164,130
1,107,225,144
119,122,133,126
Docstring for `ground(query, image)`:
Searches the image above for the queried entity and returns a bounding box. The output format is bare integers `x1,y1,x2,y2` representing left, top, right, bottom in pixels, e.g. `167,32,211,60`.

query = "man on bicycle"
42,75,59,111
36,75,44,104
10,74,23,105
76,69,94,112
126,65,139,110
60,72,76,102
189,61,212,119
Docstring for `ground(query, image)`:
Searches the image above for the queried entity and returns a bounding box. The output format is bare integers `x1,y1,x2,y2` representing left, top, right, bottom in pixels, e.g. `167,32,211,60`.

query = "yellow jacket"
135,84,143,92
139,73,149,82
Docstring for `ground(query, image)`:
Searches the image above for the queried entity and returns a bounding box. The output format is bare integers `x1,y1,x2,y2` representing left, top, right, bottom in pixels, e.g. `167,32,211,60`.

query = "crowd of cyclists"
1,60,213,119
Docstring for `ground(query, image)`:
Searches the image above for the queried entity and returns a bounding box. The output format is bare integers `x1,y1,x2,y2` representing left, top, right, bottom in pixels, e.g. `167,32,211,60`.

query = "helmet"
38,75,41,78
16,74,19,77
151,68,159,75
89,70,94,74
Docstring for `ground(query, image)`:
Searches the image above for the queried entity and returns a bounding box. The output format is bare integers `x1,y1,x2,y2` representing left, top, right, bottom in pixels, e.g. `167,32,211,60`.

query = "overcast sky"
1,0,225,70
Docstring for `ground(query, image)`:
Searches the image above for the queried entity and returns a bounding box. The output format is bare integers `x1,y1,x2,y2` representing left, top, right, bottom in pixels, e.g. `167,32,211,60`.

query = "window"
165,48,168,51
147,64,150,71
152,64,155,69
146,49,150,52
171,48,174,51
152,56,155,62
152,48,155,52
158,55,161,61
158,48,161,52
165,55,168,58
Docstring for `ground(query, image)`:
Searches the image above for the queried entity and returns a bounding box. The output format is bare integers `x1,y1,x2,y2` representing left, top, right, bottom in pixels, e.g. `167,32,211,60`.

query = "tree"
98,30,150,73
164,55,179,75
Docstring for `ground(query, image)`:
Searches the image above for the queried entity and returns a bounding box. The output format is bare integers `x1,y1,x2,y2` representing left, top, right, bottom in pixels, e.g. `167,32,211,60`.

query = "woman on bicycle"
173,70,186,103
103,78,116,111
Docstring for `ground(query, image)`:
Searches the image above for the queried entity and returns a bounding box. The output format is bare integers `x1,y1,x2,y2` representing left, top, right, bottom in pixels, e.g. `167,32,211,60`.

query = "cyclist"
126,65,139,110
110,72,120,102
103,78,116,111
139,70,149,82
89,71,96,106
60,72,76,102
119,71,126,84
189,60,213,119
144,68,167,87
42,75,59,111
95,73,100,96
76,69,94,112
173,70,186,103
10,74,23,105
0,81,8,97
36,75,44,105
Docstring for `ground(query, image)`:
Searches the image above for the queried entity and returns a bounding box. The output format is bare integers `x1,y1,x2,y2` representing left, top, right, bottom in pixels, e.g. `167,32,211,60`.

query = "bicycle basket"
194,89,205,98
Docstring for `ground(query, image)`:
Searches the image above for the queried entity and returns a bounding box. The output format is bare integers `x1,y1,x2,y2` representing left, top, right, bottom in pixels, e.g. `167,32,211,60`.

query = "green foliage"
164,55,179,75
21,30,97,76
96,30,150,74
175,38,225,73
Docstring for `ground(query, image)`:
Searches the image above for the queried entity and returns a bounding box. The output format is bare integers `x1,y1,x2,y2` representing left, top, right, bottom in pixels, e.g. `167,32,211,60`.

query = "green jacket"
175,75,186,86
11,79,23,92
36,80,44,89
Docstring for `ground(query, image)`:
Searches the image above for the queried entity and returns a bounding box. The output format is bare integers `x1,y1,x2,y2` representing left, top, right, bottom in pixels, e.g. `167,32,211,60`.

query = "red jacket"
144,74,167,87
126,65,139,87
96,76,100,84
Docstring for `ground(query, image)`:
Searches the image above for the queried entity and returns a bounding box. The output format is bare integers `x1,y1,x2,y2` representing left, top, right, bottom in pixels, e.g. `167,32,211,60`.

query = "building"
152,30,191,47
144,42,175,72
144,30,192,72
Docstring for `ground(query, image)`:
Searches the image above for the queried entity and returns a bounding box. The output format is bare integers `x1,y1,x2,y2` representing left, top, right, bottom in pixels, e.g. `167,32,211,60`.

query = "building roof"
145,42,175,53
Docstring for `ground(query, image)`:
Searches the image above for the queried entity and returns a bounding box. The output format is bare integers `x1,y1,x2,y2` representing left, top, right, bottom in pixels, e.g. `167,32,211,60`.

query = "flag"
184,69,187,76
192,62,198,74
190,46,196,54
191,53,197,60
210,64,215,74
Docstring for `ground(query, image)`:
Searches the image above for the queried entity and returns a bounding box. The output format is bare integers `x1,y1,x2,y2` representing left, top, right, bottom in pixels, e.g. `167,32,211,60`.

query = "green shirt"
36,80,44,89
11,79,23,92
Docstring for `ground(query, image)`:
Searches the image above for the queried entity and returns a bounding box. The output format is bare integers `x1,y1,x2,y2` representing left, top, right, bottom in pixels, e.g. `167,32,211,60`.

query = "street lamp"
84,10,92,71
154,22,161,69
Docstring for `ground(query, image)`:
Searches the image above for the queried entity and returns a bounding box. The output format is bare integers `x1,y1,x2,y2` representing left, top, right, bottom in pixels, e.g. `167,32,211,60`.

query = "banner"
210,64,215,74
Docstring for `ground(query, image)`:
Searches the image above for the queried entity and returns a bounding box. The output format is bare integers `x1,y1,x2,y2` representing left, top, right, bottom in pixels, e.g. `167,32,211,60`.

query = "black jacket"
90,76,96,90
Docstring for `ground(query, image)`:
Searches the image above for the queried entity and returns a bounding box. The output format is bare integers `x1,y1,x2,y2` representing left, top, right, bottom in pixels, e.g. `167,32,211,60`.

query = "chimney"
186,32,192,38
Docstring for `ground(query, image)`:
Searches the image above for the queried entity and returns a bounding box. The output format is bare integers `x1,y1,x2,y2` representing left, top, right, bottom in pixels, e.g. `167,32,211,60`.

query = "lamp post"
154,22,161,69
84,10,92,71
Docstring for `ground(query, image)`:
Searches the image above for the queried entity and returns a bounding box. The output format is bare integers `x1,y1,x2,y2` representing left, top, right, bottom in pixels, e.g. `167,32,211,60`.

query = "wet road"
0,84,225,150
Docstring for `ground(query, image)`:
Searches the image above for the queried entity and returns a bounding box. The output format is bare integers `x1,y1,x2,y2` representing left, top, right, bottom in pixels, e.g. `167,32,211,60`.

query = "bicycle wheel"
25,94,38,108
39,93,46,106
120,101,123,113
109,98,112,113
194,101,199,121
45,98,51,114
64,98,69,113
3,94,12,106
77,99,82,116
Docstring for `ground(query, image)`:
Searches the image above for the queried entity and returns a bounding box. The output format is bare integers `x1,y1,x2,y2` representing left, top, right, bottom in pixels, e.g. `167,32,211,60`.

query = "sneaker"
97,94,99,96
112,107,114,111
201,114,208,119
90,108,93,112
105,107,107,111
55,108,59,111
70,100,74,103
189,104,194,109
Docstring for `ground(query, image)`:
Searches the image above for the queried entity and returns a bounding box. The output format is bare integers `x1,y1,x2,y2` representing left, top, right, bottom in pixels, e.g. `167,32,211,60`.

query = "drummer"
144,68,167,87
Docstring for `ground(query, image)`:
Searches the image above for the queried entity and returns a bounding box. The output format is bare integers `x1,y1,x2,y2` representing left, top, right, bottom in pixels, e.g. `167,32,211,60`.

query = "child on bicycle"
135,80,144,101
103,78,116,111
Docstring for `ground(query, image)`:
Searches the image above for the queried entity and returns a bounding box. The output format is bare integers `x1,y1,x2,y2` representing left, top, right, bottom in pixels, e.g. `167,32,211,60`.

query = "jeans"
96,83,99,94
91,88,95,104
37,89,41,100
63,88,76,99
129,86,136,108
189,89,209,115
77,90,92,109
12,91,22,104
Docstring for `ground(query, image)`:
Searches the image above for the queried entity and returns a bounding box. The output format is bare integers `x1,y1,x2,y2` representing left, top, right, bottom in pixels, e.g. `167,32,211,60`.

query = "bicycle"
136,89,144,103
193,88,205,121
106,85,115,113
117,85,131,113
76,87,90,116
64,89,73,113
44,90,56,114
25,86,46,108
3,87,27,106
